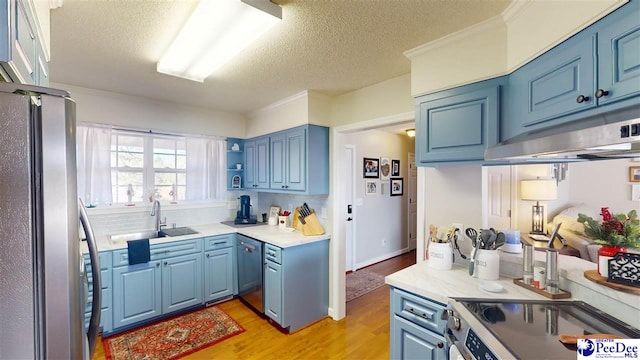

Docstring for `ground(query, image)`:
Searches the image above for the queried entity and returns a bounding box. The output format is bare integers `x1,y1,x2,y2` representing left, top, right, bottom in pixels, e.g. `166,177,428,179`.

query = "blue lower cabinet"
391,315,447,360
161,253,202,314
415,78,502,165
113,262,163,328
390,288,448,360
263,240,329,332
204,247,234,302
84,251,112,334
264,260,282,323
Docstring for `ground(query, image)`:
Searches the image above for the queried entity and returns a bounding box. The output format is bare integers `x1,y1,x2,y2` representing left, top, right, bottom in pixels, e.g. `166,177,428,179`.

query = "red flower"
602,219,624,235
600,207,612,221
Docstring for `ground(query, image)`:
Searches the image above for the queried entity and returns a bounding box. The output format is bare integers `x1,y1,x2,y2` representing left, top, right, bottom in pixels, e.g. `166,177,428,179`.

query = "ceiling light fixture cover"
157,0,282,82
405,129,416,137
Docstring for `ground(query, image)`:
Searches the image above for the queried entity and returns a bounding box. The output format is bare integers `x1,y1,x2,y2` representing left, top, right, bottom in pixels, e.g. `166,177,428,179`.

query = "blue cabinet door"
112,262,162,328
510,34,596,129
264,260,282,324
270,128,306,191
161,253,202,314
255,136,270,189
391,315,447,360
285,128,306,191
270,132,286,190
416,83,500,164
204,248,233,302
244,140,256,189
597,2,640,106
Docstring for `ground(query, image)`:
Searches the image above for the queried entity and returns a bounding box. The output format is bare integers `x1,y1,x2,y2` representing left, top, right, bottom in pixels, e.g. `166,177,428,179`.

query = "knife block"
292,207,325,235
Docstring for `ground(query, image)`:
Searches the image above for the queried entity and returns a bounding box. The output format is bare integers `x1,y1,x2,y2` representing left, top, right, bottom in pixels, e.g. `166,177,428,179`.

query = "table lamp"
520,178,557,234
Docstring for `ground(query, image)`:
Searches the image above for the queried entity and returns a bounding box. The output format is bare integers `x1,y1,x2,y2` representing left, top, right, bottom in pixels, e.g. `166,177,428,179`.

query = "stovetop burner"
448,299,640,360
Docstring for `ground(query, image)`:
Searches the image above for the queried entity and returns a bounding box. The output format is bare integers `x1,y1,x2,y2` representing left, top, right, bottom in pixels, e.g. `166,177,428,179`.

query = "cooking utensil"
485,233,497,250
465,228,478,247
493,232,506,249
468,246,480,276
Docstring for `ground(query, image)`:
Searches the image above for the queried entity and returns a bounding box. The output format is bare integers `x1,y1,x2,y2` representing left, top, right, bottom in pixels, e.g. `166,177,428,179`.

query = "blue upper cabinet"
0,0,49,85
416,78,502,165
509,34,596,129
270,127,306,191
596,1,640,106
244,136,270,190
505,0,640,140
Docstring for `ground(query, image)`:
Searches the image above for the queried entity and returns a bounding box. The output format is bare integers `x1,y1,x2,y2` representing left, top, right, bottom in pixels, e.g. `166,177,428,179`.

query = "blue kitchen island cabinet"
505,0,640,139
111,238,203,331
244,136,270,190
390,287,448,360
415,78,502,165
84,251,112,334
203,234,235,303
263,239,329,333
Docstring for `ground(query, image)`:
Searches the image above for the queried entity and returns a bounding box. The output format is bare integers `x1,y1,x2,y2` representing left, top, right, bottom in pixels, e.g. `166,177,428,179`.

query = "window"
110,132,187,203
78,124,226,206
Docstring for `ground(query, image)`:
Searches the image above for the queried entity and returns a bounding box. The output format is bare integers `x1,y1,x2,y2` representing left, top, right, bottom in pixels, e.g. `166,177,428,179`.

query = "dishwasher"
236,234,264,314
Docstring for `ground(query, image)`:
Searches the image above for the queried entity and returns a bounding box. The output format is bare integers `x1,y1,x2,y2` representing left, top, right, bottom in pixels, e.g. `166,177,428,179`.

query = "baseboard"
354,247,411,271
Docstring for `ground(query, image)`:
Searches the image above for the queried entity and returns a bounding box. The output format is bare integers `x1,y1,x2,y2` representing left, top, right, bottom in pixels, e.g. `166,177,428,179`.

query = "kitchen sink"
160,227,198,237
108,230,166,244
107,227,198,245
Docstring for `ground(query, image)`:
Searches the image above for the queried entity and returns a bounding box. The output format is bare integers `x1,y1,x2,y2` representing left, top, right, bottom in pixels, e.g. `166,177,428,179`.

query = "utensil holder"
475,249,500,280
278,215,290,229
428,242,453,270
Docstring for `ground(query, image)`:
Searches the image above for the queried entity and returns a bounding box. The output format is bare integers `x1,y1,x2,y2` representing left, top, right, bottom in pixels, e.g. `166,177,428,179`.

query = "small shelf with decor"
227,138,244,190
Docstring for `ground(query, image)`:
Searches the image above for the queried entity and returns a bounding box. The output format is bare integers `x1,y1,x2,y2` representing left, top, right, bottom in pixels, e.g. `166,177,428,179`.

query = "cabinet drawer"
112,238,202,266
203,234,233,251
265,243,282,264
84,251,111,270
391,288,446,334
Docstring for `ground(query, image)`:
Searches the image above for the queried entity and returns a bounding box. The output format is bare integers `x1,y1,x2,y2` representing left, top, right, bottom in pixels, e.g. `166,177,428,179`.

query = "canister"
475,249,500,280
428,242,453,270
502,229,522,253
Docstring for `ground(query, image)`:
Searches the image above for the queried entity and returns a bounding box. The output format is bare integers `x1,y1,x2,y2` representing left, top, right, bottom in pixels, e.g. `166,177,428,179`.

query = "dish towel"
127,239,150,265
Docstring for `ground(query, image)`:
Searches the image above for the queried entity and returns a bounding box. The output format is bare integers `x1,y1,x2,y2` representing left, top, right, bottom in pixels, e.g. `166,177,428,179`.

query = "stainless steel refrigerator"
0,82,101,359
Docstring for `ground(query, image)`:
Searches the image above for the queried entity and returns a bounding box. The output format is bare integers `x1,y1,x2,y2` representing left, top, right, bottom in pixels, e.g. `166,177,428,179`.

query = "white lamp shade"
520,179,557,201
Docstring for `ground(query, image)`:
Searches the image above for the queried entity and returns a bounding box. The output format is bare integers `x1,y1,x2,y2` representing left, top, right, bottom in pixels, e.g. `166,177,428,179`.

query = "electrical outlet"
452,223,463,233
288,203,293,212
321,207,327,219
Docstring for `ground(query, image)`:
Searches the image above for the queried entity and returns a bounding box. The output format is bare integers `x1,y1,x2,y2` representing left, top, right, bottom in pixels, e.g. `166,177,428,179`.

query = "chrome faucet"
150,199,166,231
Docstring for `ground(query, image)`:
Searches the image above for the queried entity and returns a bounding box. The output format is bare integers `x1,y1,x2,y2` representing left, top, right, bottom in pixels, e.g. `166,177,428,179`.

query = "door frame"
345,144,357,272
329,111,414,320
407,152,417,250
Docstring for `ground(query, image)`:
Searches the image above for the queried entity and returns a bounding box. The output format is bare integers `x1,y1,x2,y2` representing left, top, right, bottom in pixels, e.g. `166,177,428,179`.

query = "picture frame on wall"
630,166,640,182
380,157,391,180
391,159,400,177
363,157,379,178
365,180,378,195
390,178,403,196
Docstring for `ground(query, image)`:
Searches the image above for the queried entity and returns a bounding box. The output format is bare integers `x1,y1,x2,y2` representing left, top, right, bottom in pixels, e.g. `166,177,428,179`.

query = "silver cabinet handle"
405,306,430,320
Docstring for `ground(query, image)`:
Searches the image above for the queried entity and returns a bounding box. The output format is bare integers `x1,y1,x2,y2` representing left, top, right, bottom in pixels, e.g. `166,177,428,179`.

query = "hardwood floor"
92,250,416,360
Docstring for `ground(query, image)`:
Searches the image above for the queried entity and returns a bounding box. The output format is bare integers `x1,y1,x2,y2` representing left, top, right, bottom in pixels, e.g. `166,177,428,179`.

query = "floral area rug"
103,306,244,360
346,269,386,302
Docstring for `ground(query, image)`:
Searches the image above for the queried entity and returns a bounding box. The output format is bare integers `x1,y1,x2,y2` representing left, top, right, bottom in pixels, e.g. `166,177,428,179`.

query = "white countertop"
387,251,640,328
82,223,330,253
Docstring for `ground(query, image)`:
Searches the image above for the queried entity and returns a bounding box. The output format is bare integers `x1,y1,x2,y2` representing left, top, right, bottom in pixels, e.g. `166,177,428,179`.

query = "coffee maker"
235,195,257,224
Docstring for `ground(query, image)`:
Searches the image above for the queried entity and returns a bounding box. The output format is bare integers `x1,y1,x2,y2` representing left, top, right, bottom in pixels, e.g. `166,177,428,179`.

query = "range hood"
485,106,640,162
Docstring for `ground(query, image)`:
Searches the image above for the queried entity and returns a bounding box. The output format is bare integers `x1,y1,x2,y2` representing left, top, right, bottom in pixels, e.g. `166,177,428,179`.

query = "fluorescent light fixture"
157,0,282,82
405,129,415,137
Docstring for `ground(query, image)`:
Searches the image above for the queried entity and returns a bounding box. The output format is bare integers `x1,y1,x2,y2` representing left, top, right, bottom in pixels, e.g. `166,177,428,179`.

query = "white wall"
51,83,246,138
330,74,413,127
344,129,412,268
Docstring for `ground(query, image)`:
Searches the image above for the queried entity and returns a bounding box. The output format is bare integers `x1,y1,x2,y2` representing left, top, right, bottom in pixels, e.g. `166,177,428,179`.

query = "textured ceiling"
49,0,511,115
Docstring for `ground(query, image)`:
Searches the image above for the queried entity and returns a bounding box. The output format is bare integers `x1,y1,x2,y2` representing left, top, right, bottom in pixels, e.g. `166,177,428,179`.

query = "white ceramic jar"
428,242,453,270
474,249,500,280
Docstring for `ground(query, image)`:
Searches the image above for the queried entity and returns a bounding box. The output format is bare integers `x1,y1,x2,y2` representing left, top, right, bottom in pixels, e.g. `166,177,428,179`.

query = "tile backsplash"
86,191,329,236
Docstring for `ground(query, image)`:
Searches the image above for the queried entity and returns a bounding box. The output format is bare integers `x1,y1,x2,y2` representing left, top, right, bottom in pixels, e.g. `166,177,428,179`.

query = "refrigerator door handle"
79,199,101,356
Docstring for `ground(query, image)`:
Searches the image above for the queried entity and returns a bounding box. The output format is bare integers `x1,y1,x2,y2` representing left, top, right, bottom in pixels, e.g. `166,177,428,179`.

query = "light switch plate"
632,184,640,201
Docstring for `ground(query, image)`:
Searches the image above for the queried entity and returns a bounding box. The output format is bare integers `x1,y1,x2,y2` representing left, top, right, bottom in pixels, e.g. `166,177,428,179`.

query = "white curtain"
186,137,227,201
76,124,113,205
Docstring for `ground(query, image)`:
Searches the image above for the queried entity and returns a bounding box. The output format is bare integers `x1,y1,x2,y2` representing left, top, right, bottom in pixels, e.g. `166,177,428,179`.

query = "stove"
446,299,640,359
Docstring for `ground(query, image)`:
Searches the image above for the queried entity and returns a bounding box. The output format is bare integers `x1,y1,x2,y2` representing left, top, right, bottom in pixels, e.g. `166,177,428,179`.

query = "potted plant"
577,208,640,277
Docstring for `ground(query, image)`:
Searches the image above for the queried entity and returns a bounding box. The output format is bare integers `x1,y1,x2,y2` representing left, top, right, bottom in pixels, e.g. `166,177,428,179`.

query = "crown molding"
247,90,309,118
